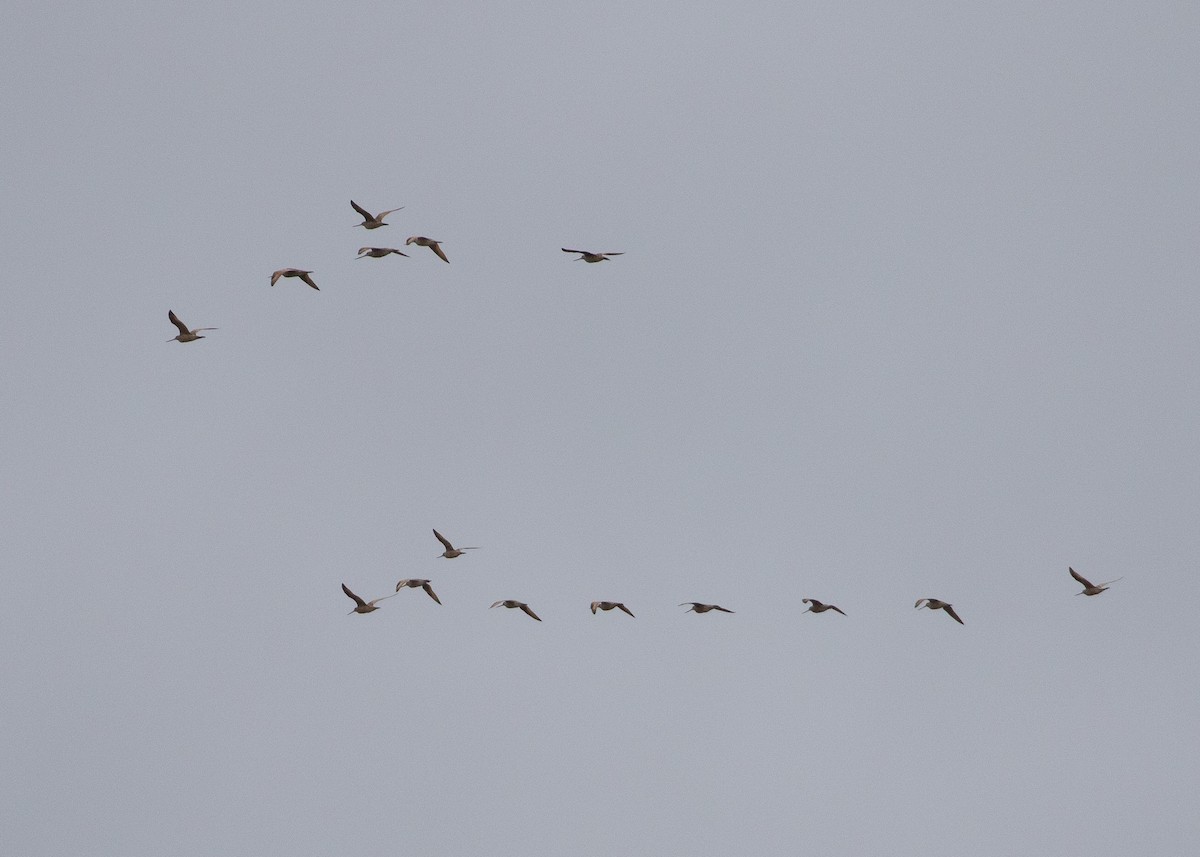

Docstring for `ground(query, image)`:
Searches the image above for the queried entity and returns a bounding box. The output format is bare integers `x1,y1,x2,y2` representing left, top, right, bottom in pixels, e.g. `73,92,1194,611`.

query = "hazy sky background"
3,2,1199,855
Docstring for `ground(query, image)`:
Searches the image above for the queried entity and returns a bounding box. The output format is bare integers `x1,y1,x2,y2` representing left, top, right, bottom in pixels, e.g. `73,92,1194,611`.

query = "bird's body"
1070,567,1122,596
590,601,635,617
356,246,408,258
167,310,217,343
802,598,846,616
680,602,734,614
351,200,402,229
563,248,623,263
406,236,449,263
914,598,964,624
491,600,541,621
342,582,396,614
395,578,442,604
270,268,318,290
433,529,479,558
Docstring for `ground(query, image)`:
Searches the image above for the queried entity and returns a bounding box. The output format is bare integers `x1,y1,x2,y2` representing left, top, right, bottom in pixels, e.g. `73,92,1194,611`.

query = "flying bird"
490,600,541,621
342,582,397,614
562,248,623,263
802,598,846,616
590,601,635,617
914,598,964,625
167,310,217,343
680,602,734,614
395,578,442,604
356,246,408,258
351,200,403,229
270,268,318,290
433,529,479,559
1069,567,1122,597
406,236,449,263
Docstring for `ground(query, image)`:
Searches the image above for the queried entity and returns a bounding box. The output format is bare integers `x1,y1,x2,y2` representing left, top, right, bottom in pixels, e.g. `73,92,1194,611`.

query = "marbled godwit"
562,248,623,263
167,310,217,343
680,602,734,614
433,529,478,559
914,598,963,624
802,598,846,615
395,578,441,604
490,600,541,621
590,601,635,617
270,268,318,290
342,582,397,614
1070,567,1122,597
406,236,449,263
351,200,402,229
356,246,408,259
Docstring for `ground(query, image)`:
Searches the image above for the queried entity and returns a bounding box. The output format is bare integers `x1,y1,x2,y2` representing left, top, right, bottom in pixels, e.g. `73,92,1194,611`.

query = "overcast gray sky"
3,2,1199,855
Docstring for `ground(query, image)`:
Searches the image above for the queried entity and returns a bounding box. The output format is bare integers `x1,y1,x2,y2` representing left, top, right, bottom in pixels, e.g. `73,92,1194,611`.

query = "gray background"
3,2,1198,855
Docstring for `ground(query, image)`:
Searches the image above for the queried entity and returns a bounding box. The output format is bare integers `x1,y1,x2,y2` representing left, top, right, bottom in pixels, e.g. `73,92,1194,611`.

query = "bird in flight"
680,602,734,614
491,600,542,621
802,598,846,616
914,598,964,624
433,529,479,559
406,236,449,263
1069,567,1122,596
167,310,217,343
270,268,318,290
590,601,635,617
351,200,403,229
342,583,397,614
395,578,442,604
562,248,623,263
356,246,408,259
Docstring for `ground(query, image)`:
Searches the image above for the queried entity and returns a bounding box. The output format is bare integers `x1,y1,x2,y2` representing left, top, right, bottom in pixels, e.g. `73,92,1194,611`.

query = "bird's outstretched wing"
341,583,367,608
1069,567,1096,589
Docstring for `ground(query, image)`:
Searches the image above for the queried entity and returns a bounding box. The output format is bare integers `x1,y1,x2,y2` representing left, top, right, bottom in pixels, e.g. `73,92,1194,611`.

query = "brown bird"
914,598,964,625
270,268,318,290
563,248,623,263
406,236,449,263
802,598,846,616
356,246,409,259
1070,567,1122,597
433,529,479,559
342,582,397,614
680,602,734,614
395,578,442,604
167,310,217,343
590,601,635,617
351,200,403,229
490,600,541,621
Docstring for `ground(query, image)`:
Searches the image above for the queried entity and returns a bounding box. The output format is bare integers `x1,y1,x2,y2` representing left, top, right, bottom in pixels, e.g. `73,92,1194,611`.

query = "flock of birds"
166,199,624,341
166,199,1124,625
340,528,1122,623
